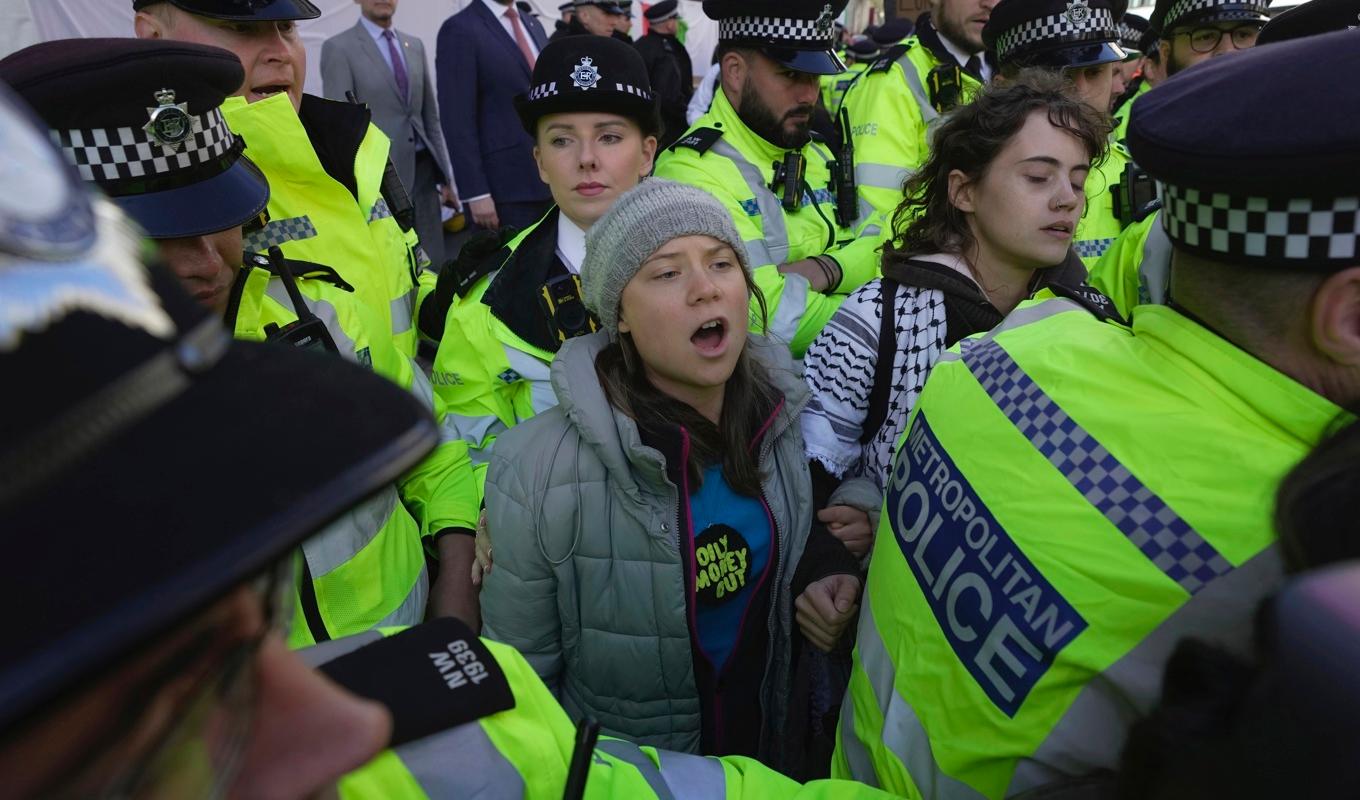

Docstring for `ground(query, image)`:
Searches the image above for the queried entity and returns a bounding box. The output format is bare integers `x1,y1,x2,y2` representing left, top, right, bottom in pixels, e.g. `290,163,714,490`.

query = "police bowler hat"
0,38,269,240
515,37,659,136
0,82,436,732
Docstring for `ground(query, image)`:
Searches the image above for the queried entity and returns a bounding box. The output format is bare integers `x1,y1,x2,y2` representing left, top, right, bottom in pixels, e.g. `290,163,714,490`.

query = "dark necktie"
383,29,410,103
965,54,983,81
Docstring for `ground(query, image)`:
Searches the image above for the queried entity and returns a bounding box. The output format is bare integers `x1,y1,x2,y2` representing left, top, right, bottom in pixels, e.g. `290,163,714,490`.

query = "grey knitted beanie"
581,179,751,335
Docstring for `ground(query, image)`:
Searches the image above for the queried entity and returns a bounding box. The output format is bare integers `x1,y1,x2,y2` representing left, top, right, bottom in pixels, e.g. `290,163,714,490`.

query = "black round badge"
694,524,753,607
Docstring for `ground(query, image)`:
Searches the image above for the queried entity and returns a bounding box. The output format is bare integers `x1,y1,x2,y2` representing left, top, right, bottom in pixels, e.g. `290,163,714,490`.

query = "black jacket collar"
297,94,371,201
482,208,573,353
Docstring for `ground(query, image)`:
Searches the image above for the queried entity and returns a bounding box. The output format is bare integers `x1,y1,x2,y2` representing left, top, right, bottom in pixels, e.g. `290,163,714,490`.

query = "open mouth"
250,85,291,102
1042,221,1074,238
691,318,727,355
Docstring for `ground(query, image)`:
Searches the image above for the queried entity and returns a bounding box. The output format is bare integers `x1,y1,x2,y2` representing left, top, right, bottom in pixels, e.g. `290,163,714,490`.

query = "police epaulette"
1047,282,1129,327
669,126,723,154
319,618,516,747
869,43,912,73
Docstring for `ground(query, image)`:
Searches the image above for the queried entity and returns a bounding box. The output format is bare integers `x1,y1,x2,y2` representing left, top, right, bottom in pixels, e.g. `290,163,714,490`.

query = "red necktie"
505,7,537,70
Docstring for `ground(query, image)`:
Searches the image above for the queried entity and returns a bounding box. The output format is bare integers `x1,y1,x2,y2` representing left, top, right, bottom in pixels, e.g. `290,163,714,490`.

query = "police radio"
261,247,340,355
771,151,807,212
833,106,858,228
538,273,597,345
1112,162,1159,228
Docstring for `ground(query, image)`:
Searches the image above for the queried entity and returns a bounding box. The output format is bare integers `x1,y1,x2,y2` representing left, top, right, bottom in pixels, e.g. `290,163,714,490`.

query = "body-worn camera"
771,152,807,213
538,273,597,345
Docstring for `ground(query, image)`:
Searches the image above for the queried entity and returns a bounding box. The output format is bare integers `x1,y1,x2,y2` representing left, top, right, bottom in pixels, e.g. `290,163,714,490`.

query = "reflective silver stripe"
243,215,318,253
843,596,985,797
1008,548,1282,795
744,238,775,267
409,359,435,414
710,139,791,265
441,413,511,467
856,162,912,191
598,740,675,800
502,344,556,417
1137,216,1172,306
899,55,940,125
961,338,1233,595
656,750,727,800
375,563,429,628
296,629,384,668
391,287,417,337
264,281,361,361
396,717,526,796
300,487,399,577
767,272,810,345
836,694,881,788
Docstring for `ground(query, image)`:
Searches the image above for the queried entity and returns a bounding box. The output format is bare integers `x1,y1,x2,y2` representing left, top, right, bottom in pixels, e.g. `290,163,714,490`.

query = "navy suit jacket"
437,1,551,205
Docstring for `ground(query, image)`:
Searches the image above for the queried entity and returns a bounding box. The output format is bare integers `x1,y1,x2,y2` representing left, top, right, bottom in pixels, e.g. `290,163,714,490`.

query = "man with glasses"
1088,0,1270,317
1153,0,1268,76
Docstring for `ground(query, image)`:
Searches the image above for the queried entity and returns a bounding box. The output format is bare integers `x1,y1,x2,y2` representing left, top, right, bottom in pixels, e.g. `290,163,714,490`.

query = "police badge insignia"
815,3,836,37
1064,0,1092,25
143,88,194,150
570,57,601,91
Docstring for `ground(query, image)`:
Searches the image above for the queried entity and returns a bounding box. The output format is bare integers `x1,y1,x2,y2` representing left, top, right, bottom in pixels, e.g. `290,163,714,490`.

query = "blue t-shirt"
689,464,773,673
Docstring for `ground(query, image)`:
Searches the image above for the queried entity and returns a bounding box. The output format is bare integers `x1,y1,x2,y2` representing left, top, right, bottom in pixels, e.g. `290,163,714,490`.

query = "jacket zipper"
752,393,807,761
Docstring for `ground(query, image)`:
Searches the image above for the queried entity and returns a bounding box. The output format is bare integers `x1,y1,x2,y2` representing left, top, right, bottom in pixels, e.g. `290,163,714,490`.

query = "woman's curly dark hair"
882,68,1111,263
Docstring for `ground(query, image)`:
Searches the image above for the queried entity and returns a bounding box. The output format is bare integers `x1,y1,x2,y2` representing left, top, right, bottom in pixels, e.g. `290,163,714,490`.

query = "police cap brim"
1024,40,1128,69
156,0,322,21
116,155,269,239
763,46,847,76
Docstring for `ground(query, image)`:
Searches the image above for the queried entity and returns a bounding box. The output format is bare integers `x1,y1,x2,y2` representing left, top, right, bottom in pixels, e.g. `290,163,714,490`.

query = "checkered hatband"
1164,0,1270,30
54,107,241,195
994,6,1118,64
720,15,836,47
1162,184,1360,265
525,80,652,102
1118,20,1145,49
527,82,560,101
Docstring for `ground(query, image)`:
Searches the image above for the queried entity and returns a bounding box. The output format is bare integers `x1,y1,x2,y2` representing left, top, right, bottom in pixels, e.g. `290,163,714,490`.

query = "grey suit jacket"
321,20,455,194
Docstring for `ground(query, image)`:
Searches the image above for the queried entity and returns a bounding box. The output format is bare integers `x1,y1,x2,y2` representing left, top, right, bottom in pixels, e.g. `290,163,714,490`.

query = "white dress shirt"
939,31,993,84
556,212,588,275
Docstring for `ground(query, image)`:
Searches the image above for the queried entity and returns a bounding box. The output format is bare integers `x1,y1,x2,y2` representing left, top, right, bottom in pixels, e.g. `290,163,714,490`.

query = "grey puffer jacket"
481,331,814,769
